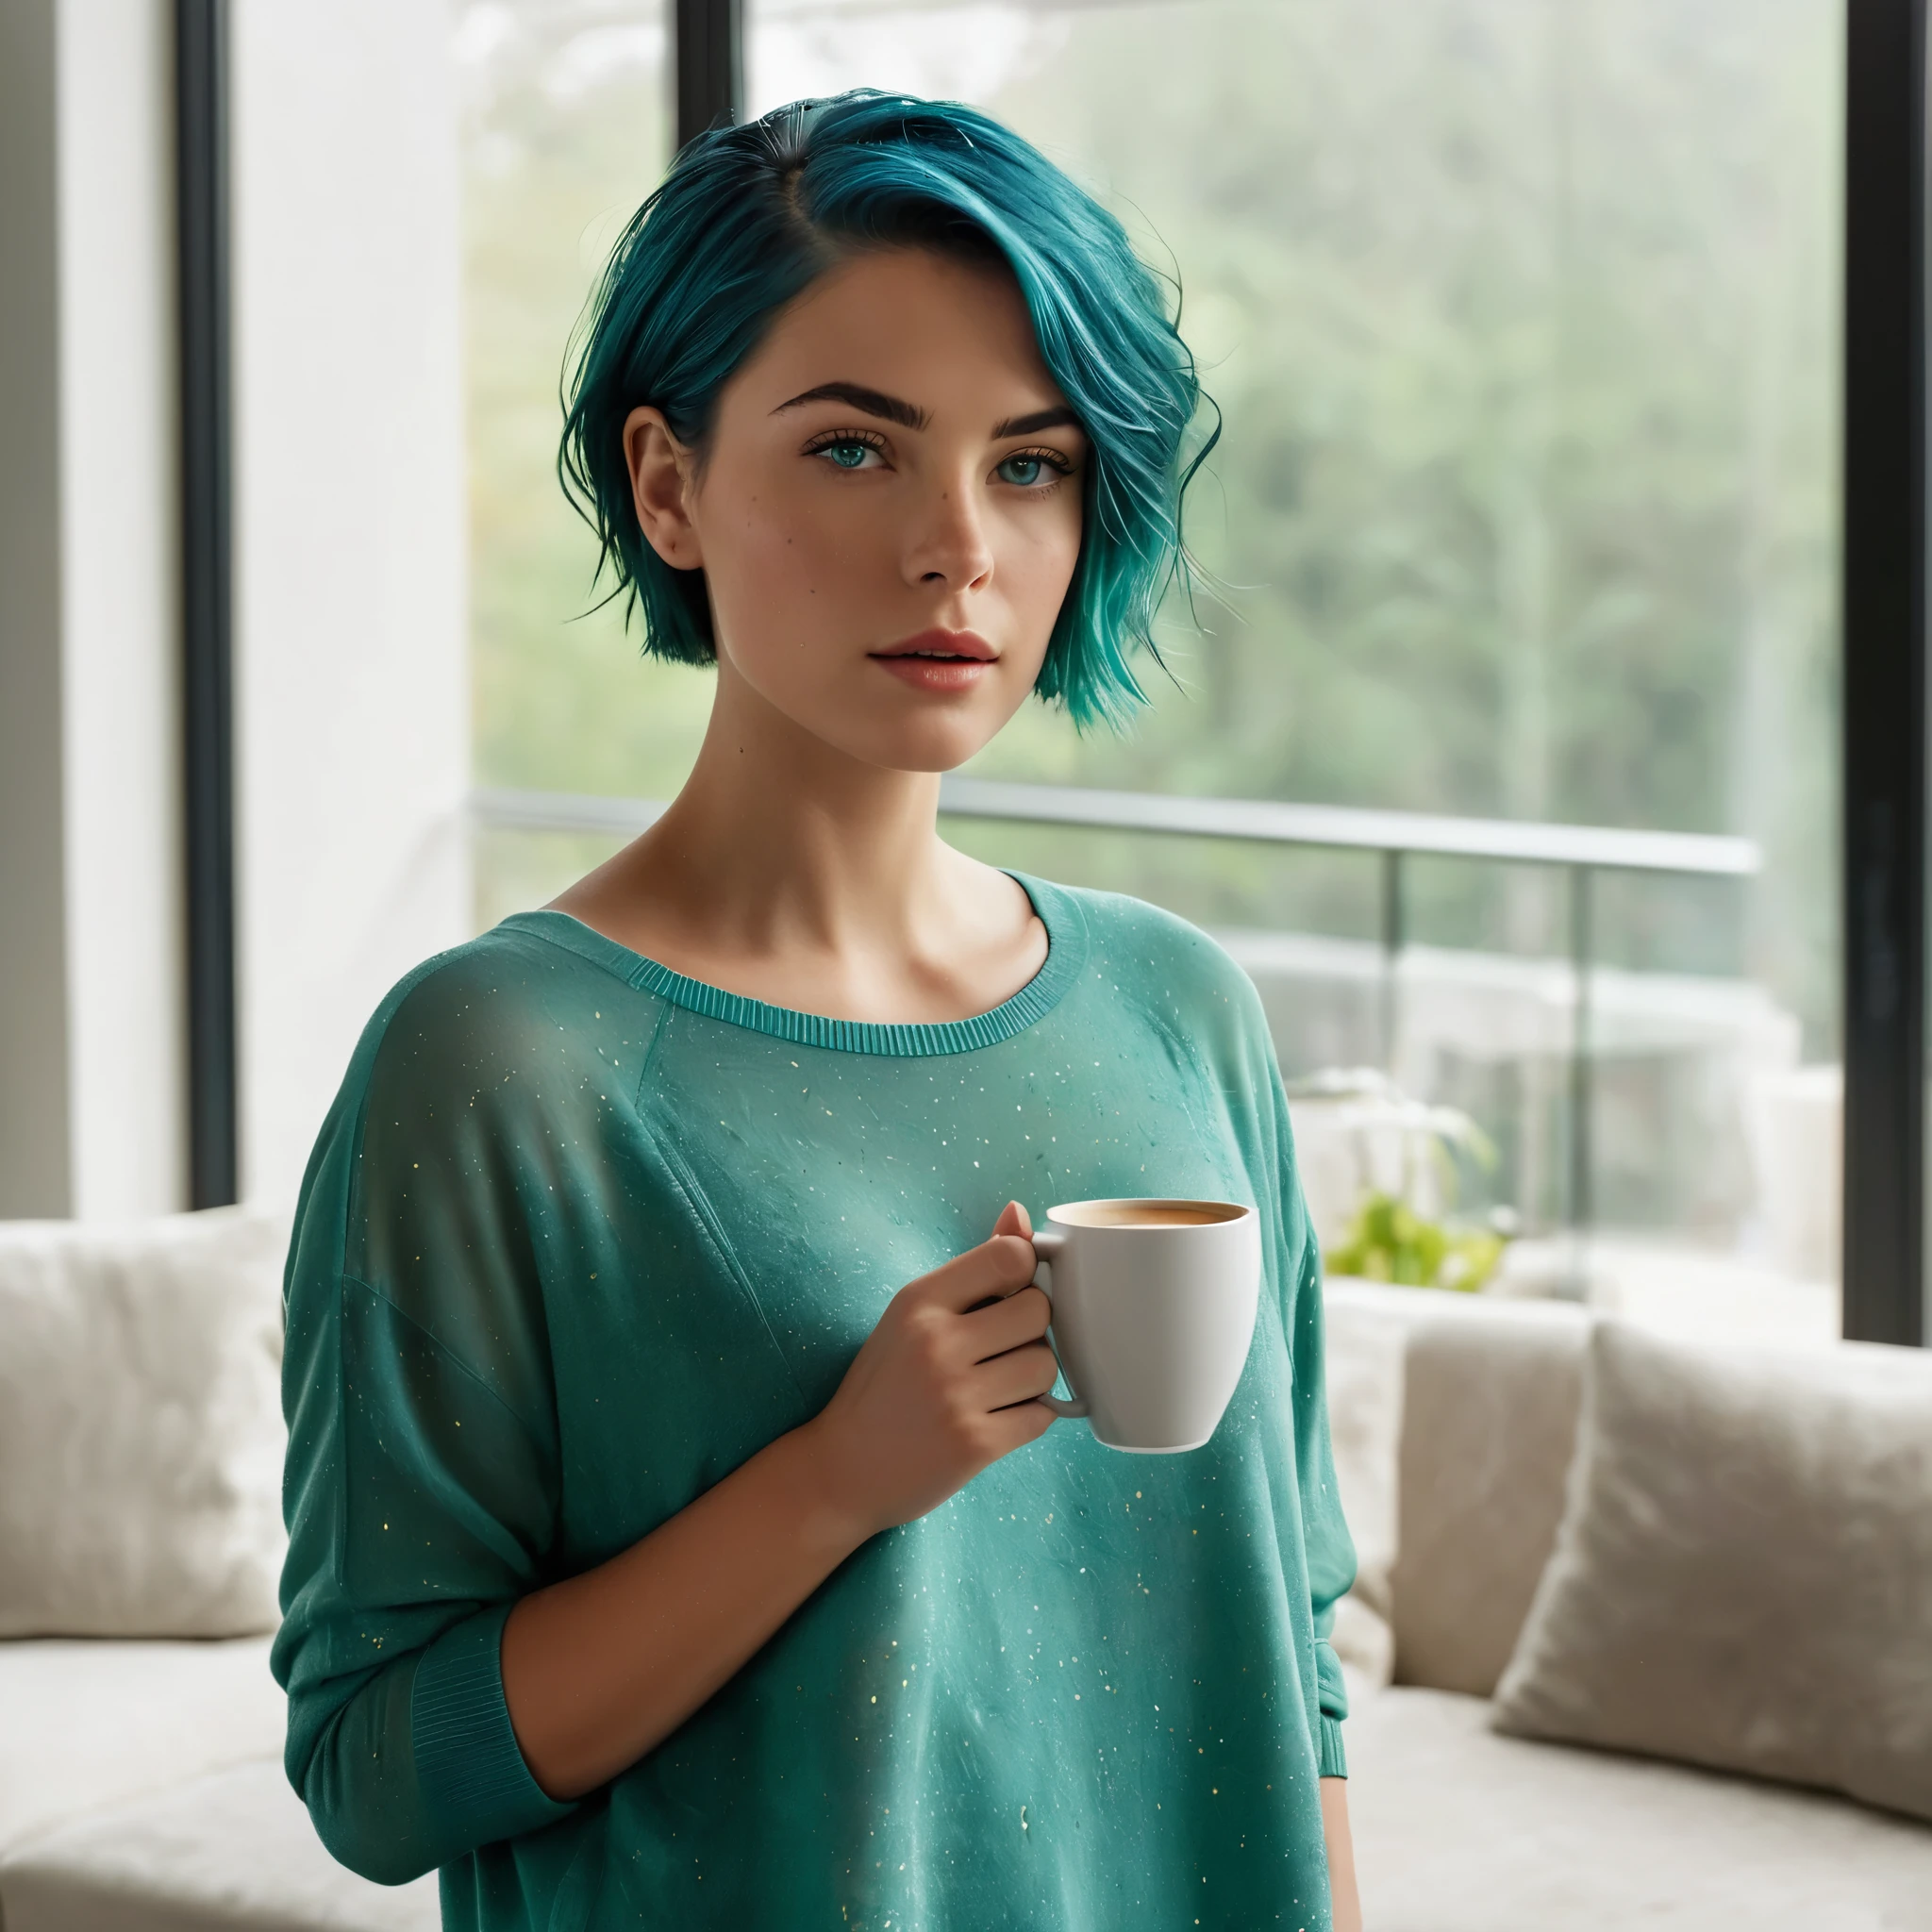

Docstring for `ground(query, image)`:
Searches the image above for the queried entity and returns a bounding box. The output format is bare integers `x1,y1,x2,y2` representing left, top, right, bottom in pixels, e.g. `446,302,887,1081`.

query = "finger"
959,1285,1051,1362
914,1233,1041,1313
991,1199,1033,1241
982,1393,1058,1457
972,1340,1061,1412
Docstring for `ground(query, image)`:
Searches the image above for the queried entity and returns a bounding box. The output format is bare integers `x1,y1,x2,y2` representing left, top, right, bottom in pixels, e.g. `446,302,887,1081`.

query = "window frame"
181,0,1928,1341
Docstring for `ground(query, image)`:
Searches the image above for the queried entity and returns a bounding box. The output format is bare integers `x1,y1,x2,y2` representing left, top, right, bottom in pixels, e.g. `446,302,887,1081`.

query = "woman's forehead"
727,248,1072,428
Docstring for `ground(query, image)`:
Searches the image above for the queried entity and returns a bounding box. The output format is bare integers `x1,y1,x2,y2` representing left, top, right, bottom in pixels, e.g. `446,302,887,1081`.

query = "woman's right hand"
503,1200,1059,1799
799,1200,1060,1539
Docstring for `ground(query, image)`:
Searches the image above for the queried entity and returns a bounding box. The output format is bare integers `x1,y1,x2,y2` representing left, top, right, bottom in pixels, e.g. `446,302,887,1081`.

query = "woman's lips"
871,654,993,692
868,628,997,694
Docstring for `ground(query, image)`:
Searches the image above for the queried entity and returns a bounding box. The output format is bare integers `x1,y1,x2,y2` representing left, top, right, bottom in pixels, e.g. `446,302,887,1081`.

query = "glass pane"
457,0,710,812
745,0,1845,1331
457,0,1844,1338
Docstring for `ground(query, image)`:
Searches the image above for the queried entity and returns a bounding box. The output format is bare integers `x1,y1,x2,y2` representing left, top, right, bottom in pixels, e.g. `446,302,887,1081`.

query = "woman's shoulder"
1029,876,1266,1020
292,917,656,1314
288,922,622,1429
349,916,608,1074
317,913,655,1160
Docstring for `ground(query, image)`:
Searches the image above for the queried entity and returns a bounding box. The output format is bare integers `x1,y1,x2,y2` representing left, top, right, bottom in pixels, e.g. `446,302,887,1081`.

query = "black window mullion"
175,0,236,1209
1841,0,1927,1345
675,0,742,155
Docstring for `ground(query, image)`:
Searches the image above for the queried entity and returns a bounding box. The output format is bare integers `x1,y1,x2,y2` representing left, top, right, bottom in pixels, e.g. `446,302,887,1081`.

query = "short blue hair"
559,91,1213,728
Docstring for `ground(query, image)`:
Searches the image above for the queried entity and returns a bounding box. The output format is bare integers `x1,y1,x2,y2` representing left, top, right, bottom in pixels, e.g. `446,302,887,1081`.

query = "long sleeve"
1291,1233,1356,1775
1271,1068,1358,1779
1155,915,1360,1786
271,975,576,1885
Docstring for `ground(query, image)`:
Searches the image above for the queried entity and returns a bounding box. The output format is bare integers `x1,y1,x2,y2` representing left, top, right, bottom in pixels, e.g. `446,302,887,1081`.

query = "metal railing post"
1380,847,1406,1072
1567,864,1594,1241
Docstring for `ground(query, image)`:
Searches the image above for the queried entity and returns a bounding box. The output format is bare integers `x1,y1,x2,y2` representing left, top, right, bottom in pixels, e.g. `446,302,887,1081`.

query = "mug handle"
1028,1229,1089,1419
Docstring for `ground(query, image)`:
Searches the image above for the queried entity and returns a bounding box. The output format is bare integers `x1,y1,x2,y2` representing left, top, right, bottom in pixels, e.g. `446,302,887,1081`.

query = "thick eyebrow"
772,382,927,429
991,405,1082,439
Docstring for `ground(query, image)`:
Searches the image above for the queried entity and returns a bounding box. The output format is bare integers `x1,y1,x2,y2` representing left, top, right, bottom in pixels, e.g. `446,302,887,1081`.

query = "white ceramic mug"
1029,1198,1261,1453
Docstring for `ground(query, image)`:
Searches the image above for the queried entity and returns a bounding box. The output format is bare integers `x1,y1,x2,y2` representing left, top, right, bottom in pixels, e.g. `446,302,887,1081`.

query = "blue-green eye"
813,438,877,470
997,450,1070,487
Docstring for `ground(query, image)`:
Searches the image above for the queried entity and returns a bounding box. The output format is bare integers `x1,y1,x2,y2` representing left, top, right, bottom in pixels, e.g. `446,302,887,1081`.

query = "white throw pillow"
1322,1287,1408,1688
0,1205,291,1638
1492,1319,1932,1822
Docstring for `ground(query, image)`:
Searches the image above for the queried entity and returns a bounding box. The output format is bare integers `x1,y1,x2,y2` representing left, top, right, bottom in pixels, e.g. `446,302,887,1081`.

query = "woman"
275,92,1361,1931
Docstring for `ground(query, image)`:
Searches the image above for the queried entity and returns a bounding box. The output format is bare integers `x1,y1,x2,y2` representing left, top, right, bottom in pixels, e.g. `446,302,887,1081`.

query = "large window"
458,1,683,904
458,0,1844,1327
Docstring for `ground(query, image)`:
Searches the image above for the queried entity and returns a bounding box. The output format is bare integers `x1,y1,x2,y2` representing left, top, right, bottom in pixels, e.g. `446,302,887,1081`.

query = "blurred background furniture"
0,1209,440,1932
5,1208,1926,1931
1324,1278,1932,1931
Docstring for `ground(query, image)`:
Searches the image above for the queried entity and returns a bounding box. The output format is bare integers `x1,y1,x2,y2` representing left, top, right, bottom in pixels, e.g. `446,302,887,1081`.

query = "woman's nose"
903,480,995,591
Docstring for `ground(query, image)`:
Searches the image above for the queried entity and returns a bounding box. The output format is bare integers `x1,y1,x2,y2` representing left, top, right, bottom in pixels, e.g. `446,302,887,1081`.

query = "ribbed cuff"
1316,1714,1348,1779
412,1603,575,1857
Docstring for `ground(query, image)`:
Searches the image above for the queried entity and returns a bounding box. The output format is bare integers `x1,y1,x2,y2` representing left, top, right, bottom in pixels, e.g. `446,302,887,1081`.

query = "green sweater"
273,875,1356,1931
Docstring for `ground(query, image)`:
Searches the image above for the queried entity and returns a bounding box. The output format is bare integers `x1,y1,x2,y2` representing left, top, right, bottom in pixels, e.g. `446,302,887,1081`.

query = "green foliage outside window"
1325,1193,1508,1293
457,0,1842,1239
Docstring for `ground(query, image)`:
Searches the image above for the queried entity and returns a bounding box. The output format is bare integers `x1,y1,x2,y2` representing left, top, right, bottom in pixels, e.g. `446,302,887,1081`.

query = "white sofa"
0,1209,439,1932
1,1213,1927,1929
1325,1279,1932,1930
0,1637,437,1932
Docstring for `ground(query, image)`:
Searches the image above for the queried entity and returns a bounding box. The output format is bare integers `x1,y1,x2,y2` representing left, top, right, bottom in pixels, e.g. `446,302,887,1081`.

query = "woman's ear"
624,406,703,569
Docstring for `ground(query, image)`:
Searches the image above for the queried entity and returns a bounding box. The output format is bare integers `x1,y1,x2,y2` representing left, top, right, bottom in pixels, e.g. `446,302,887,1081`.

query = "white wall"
0,0,72,1219
0,0,185,1221
230,0,471,1208
0,0,470,1220
58,0,188,1219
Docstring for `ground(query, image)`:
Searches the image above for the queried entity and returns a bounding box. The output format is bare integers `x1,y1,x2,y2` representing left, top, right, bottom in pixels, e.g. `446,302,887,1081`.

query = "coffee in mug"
1029,1198,1260,1453
1055,1202,1241,1228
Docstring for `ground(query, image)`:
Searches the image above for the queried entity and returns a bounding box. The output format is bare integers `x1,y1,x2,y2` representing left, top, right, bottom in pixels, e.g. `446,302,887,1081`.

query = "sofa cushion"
0,1207,290,1639
1378,1289,1591,1694
0,1760,441,1932
0,1637,283,1857
1346,1684,1932,1930
1492,1320,1932,1821
1321,1286,1408,1685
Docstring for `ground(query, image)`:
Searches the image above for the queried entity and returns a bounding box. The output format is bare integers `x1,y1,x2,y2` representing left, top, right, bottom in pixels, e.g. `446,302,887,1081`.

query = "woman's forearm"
499,1215,1053,1800
500,1420,865,1799
1321,1777,1362,1932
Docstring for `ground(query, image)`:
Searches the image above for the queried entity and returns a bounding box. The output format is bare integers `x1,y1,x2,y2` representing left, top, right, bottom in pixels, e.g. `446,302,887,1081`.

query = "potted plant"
1284,1068,1515,1292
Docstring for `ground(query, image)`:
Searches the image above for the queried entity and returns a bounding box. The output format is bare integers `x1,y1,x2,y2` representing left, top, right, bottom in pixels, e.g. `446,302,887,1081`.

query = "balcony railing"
471,779,1761,1234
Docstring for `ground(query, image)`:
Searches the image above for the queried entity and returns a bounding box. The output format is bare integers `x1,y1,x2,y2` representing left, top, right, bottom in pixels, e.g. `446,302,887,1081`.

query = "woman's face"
625,247,1088,774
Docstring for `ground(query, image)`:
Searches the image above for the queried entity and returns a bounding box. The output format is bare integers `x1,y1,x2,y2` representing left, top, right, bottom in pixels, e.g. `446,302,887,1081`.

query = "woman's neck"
547,662,1046,1024
654,674,952,956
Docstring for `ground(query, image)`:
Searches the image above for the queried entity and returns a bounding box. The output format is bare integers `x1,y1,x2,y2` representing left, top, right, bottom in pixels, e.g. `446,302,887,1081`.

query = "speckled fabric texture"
274,876,1357,1931
1493,1320,1932,1823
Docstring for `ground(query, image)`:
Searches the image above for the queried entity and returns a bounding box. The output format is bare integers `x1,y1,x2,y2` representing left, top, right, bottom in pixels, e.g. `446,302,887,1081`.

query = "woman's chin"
749,675,1024,778
815,708,1010,778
